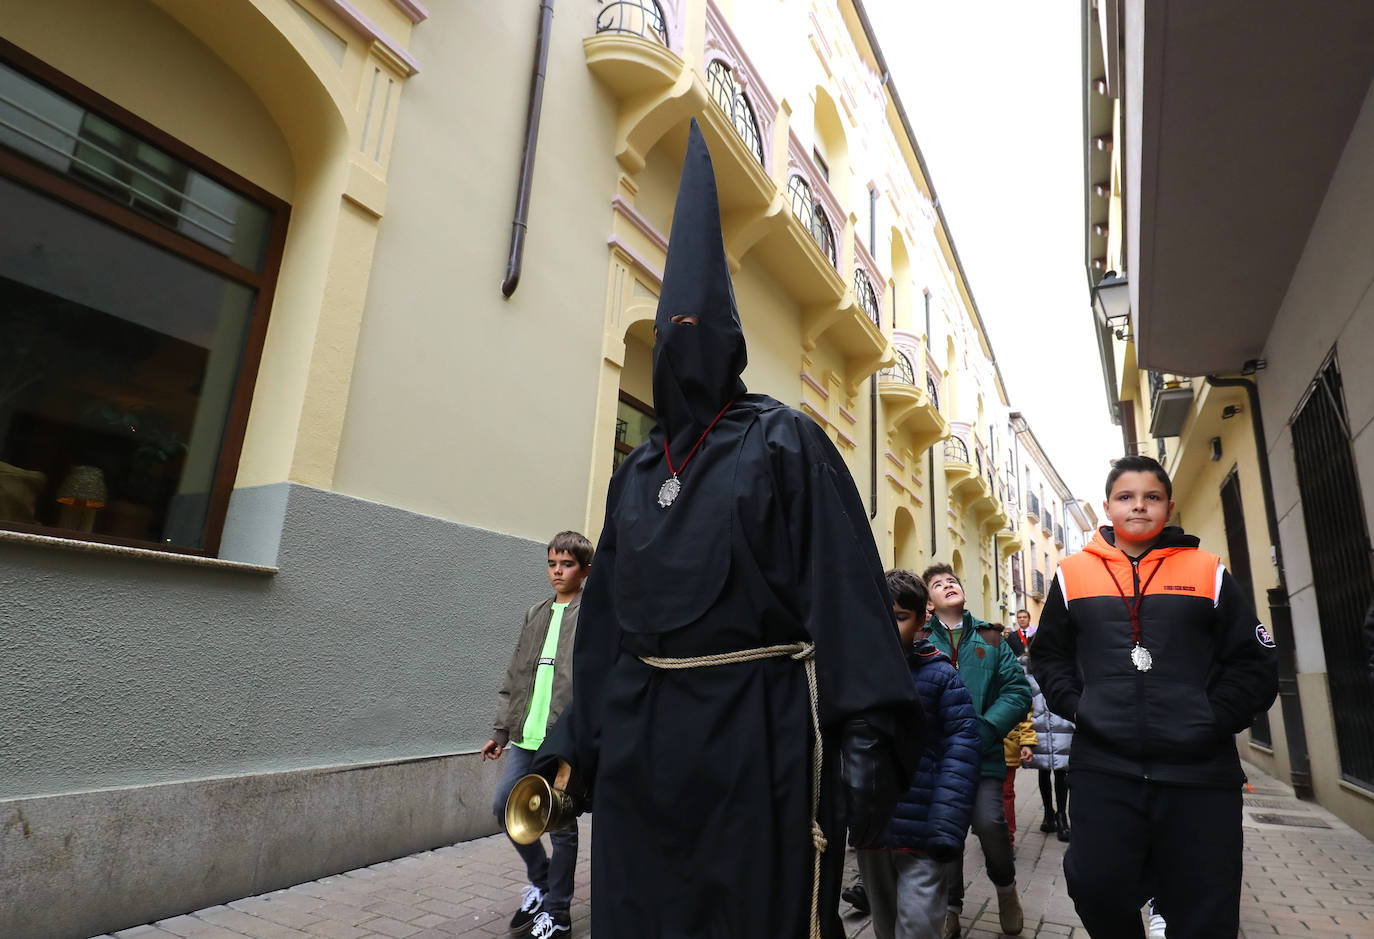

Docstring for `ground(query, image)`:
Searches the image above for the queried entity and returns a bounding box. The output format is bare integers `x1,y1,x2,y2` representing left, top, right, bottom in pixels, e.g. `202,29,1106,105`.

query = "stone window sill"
0,528,277,575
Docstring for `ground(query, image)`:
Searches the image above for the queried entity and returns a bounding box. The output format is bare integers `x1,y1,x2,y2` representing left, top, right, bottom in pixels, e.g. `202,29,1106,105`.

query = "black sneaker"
530,910,571,938
841,882,870,914
510,884,543,933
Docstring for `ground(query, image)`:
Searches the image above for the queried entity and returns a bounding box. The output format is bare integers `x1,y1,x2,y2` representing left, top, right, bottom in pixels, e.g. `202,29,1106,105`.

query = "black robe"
541,393,921,938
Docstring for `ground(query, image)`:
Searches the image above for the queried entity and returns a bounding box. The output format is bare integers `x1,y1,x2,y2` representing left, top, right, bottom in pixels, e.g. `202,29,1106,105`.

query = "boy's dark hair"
548,531,594,569
1105,455,1173,500
920,562,959,586
885,568,928,613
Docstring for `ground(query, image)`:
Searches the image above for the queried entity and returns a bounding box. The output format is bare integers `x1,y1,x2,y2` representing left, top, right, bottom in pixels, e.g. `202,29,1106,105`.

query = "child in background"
857,569,980,939
480,532,593,938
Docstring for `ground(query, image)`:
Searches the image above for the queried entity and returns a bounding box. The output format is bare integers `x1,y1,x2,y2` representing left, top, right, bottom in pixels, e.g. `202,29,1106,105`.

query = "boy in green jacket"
480,531,592,937
921,563,1032,938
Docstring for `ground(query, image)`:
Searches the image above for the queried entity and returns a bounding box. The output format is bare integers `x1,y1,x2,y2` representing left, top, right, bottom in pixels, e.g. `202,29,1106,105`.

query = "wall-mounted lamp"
1209,437,1223,462
1091,271,1132,341
1221,405,1243,420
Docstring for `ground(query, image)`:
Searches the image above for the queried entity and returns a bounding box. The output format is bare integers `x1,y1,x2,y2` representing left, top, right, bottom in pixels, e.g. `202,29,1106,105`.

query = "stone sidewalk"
99,761,1373,939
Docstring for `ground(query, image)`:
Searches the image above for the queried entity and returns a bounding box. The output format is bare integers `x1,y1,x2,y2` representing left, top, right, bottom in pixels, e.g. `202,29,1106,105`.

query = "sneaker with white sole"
1146,898,1167,938
509,884,543,933
530,910,571,938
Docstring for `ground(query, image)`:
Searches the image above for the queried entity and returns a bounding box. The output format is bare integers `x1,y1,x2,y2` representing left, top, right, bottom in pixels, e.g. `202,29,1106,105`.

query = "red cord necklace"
657,400,734,508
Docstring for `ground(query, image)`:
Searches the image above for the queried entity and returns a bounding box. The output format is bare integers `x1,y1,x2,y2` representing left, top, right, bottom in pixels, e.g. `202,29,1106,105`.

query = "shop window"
0,46,286,554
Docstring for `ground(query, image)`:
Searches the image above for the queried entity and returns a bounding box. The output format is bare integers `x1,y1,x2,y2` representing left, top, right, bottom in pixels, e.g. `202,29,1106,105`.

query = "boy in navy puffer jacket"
857,569,980,939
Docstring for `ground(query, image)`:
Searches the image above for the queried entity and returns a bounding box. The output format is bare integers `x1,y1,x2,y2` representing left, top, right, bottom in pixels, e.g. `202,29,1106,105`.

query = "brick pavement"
96,761,1372,939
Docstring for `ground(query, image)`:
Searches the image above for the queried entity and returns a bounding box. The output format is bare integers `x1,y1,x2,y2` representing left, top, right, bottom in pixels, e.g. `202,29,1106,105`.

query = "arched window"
596,0,669,46
706,61,764,166
854,269,880,327
787,175,837,269
926,374,940,411
944,436,969,463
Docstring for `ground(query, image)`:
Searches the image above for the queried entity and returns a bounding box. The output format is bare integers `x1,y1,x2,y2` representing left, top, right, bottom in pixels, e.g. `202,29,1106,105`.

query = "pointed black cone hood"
652,118,748,438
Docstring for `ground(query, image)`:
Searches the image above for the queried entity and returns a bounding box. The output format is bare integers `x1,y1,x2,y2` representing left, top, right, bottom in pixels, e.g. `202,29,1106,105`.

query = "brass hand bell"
504,774,579,845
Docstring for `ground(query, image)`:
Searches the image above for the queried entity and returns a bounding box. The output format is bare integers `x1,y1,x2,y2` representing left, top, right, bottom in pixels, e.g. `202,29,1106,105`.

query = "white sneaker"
1146,898,1167,938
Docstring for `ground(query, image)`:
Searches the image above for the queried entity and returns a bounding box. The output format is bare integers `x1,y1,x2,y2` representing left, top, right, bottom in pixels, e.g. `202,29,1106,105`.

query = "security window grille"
595,0,669,45
705,61,764,166
0,50,285,555
1291,357,1374,787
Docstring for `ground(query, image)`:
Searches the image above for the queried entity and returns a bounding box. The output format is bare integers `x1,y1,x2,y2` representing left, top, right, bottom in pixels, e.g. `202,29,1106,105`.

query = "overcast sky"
864,0,1121,511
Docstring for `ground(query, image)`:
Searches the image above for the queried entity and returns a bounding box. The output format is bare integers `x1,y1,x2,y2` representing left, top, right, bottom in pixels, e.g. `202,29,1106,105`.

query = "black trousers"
1064,769,1242,939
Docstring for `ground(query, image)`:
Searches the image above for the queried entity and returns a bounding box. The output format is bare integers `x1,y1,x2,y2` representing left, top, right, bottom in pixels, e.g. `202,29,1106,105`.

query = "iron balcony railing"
1031,570,1046,598
880,350,915,385
596,0,669,45
944,436,969,463
854,269,880,327
705,60,764,166
1027,491,1041,520
926,374,940,411
1054,523,1064,547
1041,510,1052,534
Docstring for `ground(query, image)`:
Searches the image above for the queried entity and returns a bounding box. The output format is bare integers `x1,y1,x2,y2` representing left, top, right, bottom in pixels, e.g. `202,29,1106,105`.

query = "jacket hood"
1086,525,1199,560
652,119,748,438
910,637,951,666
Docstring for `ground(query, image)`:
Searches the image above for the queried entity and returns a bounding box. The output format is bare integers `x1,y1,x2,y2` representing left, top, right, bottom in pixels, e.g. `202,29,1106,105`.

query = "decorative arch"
894,506,919,572
890,228,911,331
812,85,849,205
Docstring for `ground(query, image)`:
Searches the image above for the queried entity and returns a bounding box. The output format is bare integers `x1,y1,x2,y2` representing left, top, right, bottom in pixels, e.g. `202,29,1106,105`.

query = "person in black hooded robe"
537,120,922,939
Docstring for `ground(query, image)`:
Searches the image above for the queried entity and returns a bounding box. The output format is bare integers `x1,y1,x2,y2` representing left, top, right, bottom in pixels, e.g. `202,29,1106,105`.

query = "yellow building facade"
1,2,1035,933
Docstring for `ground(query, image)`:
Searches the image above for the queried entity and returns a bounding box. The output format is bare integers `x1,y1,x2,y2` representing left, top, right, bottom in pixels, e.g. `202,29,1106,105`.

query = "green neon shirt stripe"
515,602,566,751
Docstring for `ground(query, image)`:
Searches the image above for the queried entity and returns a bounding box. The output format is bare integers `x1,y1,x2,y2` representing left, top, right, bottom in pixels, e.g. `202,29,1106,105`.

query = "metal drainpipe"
870,375,878,519
1205,375,1313,799
501,0,555,299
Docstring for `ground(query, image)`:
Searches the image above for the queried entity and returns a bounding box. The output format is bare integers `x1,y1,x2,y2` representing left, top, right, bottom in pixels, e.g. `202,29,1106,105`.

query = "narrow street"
99,761,1373,939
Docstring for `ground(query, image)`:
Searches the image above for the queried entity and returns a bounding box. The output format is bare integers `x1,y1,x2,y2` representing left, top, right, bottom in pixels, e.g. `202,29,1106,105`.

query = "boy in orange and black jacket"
1032,455,1277,939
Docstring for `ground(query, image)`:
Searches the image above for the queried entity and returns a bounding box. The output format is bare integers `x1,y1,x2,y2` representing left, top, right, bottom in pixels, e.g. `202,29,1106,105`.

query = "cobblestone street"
94,761,1374,939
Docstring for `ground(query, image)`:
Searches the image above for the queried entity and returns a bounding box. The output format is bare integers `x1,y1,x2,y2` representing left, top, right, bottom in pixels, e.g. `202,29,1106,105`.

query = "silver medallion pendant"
657,475,682,508
1131,643,1153,672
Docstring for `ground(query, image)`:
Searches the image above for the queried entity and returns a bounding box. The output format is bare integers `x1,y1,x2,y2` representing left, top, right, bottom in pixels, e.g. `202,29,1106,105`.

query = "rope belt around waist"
639,642,826,939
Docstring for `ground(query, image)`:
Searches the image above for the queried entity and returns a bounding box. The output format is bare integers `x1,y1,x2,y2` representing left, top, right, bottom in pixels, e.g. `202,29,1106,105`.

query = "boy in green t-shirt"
481,531,592,937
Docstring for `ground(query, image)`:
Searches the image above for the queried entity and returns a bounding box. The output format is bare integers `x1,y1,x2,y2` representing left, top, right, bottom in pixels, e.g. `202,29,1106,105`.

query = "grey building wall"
1,482,553,937
1258,69,1374,841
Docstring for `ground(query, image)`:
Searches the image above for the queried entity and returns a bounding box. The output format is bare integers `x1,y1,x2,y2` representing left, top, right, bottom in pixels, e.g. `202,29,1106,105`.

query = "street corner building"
1,2,1089,936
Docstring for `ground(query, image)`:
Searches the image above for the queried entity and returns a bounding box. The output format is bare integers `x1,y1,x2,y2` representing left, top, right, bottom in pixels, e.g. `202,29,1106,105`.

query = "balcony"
1148,371,1194,439
879,332,948,453
943,427,984,501
1054,523,1064,548
1027,491,1041,522
1041,509,1053,536
1031,570,1046,599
